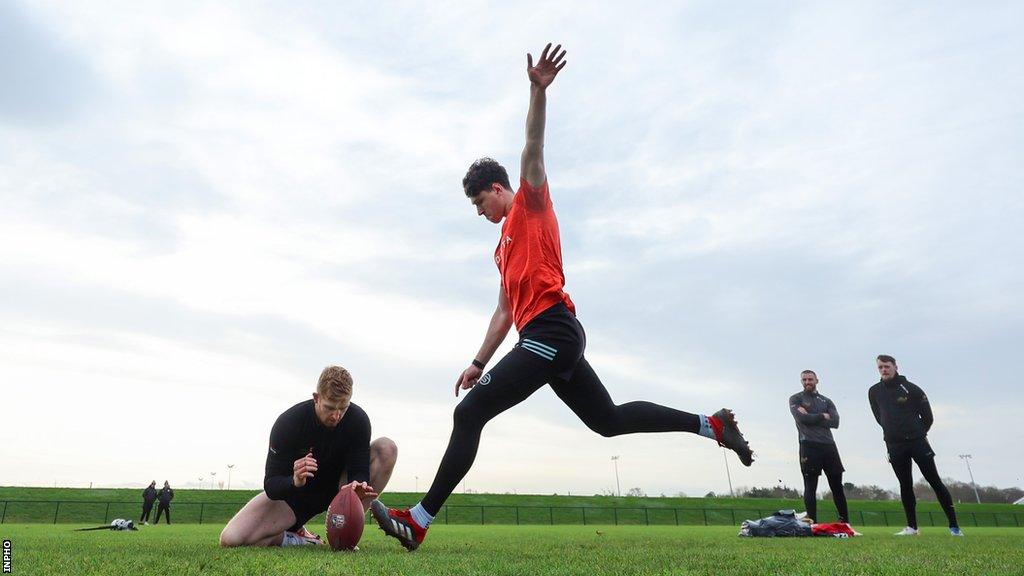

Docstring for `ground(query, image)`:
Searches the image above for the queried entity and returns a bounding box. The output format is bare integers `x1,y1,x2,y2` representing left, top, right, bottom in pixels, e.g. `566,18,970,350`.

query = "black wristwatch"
471,359,485,370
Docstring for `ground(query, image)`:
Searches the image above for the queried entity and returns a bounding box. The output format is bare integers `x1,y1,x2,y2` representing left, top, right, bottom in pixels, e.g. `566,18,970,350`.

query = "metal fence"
2,500,1022,527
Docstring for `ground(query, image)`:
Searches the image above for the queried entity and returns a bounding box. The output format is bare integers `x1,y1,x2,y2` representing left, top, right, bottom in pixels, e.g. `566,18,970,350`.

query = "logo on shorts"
479,373,492,386
329,513,346,528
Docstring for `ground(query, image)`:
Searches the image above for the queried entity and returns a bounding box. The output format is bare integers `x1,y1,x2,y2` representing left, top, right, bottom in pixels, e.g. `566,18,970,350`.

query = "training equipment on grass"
326,484,364,550
738,510,859,538
74,519,138,531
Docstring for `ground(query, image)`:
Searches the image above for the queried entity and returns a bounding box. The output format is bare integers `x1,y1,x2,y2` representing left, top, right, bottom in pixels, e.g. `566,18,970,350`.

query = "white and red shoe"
370,500,427,551
291,525,325,545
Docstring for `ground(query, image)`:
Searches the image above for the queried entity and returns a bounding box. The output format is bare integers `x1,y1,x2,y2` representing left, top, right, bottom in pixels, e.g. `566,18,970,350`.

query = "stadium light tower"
959,454,981,504
211,471,217,490
227,465,234,490
611,455,621,497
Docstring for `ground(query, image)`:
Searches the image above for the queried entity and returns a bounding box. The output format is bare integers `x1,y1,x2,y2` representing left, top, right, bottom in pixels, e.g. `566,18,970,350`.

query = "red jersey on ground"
494,178,575,331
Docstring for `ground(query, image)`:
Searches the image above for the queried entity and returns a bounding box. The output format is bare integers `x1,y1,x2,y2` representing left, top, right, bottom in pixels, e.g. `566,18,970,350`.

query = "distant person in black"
789,370,848,524
219,366,398,547
868,354,962,536
153,481,173,525
140,480,157,525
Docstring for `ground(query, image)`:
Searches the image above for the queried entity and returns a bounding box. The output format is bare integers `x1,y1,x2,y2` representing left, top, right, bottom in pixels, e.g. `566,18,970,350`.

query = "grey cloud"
0,2,99,125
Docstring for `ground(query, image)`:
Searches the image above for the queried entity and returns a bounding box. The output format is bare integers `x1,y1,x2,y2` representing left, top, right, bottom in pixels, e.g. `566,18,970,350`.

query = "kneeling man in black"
868,355,962,536
789,369,848,523
220,366,397,546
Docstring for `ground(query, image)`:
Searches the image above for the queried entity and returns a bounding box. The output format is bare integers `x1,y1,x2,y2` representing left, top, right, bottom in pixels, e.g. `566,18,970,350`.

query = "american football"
325,484,364,551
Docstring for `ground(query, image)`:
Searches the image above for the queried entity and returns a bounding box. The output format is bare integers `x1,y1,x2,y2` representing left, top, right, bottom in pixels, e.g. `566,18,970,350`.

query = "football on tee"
325,484,364,551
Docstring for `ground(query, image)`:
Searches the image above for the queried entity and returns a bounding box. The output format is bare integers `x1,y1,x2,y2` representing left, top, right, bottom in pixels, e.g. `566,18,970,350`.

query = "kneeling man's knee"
372,436,398,465
219,527,243,548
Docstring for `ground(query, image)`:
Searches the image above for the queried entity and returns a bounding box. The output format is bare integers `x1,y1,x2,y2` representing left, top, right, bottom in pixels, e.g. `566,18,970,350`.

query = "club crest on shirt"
896,396,908,403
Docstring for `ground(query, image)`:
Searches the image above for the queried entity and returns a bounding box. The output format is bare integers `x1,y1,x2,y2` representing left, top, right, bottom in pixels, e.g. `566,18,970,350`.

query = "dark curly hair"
463,157,511,198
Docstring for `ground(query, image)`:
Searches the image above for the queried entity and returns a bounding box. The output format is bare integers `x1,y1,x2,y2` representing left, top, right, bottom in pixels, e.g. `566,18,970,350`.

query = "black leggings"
140,502,153,522
889,440,958,529
802,470,848,523
421,340,700,515
154,504,171,524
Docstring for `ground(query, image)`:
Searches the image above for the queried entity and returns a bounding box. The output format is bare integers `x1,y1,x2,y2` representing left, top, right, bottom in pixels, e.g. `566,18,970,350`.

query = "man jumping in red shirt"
372,43,753,551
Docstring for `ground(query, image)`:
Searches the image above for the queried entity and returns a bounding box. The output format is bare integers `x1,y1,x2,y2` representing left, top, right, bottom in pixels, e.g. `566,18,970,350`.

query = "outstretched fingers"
548,44,563,64
551,46,566,67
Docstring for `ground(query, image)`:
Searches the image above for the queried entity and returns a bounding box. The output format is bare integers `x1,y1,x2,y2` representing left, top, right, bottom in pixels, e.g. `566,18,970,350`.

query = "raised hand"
527,43,567,89
292,450,317,487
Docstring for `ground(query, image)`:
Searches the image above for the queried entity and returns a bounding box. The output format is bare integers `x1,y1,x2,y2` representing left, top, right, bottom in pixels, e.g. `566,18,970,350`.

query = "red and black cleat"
370,500,427,551
712,408,754,466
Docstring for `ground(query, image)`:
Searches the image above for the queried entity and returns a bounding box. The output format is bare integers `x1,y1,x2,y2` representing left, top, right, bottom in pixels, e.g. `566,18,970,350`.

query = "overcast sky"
2,1,1021,498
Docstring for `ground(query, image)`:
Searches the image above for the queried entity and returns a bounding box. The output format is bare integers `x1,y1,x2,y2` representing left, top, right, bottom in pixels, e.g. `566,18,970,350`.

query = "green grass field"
3,523,1022,576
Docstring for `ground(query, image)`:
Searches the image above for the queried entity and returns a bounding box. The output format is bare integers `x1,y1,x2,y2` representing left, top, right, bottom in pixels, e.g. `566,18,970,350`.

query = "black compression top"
263,399,371,500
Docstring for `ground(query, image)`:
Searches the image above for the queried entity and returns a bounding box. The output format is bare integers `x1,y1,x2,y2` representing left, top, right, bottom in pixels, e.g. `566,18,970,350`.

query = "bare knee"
371,436,398,467
219,525,244,548
219,492,291,548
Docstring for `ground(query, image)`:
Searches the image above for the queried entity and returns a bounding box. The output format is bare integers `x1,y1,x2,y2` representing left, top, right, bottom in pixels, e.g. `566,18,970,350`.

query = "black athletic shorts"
498,303,585,384
283,489,335,532
886,437,935,466
800,441,844,478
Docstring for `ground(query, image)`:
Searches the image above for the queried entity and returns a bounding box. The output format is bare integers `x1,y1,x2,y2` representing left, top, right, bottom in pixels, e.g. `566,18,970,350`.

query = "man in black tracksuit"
154,481,174,525
789,370,848,523
868,354,962,536
140,481,157,524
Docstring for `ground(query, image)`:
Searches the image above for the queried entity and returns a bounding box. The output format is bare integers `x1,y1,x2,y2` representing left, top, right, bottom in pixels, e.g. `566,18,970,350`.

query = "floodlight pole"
415,476,419,492
227,465,234,490
722,448,735,497
959,454,981,504
211,472,217,490
611,456,621,497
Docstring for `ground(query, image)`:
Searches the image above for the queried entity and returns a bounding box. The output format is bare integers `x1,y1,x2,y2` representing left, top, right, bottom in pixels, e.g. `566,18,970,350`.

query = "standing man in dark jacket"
140,481,157,525
154,481,174,525
868,354,962,536
789,370,848,523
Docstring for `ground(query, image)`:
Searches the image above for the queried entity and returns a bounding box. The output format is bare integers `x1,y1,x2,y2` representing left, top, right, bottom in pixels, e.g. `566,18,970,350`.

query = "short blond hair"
317,366,353,399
